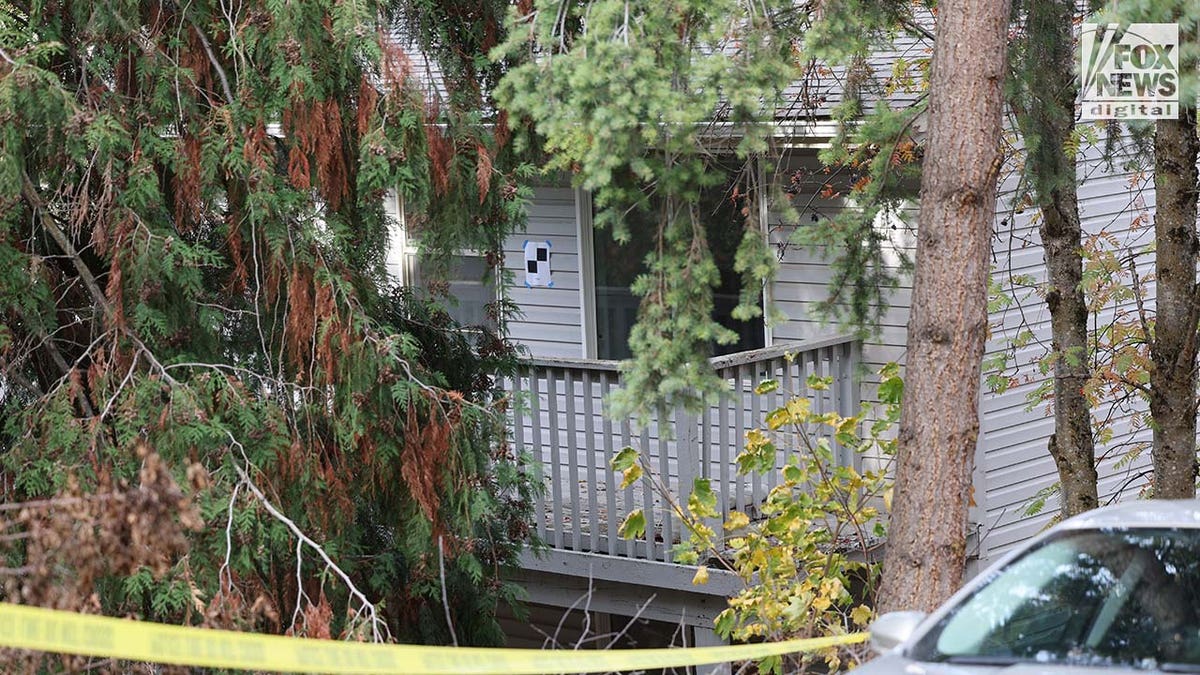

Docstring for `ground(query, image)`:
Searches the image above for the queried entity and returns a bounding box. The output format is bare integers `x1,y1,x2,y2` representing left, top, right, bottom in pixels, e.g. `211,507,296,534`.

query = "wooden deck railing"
506,334,860,564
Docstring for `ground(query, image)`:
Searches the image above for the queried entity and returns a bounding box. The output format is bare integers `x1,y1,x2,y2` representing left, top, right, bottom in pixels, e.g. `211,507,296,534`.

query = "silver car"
852,499,1200,673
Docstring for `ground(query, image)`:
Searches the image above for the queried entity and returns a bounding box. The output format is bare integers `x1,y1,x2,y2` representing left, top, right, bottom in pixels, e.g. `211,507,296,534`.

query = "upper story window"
410,254,498,329
384,191,498,330
591,164,765,360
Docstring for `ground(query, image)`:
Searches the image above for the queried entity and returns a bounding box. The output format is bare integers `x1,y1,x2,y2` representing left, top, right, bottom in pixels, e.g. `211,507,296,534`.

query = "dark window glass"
593,169,765,360
910,528,1200,668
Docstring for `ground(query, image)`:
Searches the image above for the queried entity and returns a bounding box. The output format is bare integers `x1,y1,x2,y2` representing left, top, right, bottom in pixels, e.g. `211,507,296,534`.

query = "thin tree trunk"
1013,0,1098,517
878,0,1010,614
1150,109,1200,499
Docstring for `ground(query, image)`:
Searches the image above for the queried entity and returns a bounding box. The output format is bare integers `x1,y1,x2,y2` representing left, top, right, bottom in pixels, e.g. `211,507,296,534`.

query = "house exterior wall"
765,152,916,477
398,141,1158,569
976,144,1155,562
502,187,585,358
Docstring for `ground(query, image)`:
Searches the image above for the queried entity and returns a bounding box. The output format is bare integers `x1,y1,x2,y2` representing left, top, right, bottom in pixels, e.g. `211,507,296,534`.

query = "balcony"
505,333,862,567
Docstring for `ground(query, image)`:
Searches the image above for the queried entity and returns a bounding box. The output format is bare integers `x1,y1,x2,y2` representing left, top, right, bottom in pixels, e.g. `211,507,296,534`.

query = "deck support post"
691,626,731,675
836,340,860,469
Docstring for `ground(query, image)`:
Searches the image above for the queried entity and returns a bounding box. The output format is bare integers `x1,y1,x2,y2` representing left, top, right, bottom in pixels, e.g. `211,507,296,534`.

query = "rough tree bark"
1013,0,1098,517
1149,108,1200,499
878,0,1011,614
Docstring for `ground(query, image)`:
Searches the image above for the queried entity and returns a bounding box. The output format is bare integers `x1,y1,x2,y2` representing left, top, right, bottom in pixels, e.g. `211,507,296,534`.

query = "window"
385,191,498,329
911,528,1200,667
409,254,498,329
591,167,766,360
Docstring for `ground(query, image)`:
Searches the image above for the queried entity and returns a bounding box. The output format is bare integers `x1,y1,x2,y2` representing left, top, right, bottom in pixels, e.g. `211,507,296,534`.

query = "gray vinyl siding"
777,14,930,120
976,142,1155,562
765,143,1158,567
484,140,1159,567
767,153,915,409
503,187,585,359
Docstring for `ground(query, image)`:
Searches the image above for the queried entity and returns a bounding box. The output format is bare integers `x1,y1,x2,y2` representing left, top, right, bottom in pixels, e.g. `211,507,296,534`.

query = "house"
386,30,1160,656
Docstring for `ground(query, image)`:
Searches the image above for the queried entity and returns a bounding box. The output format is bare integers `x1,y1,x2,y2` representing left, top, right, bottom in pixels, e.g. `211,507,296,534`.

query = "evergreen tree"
878,0,1011,613
0,0,533,650
1008,0,1100,517
495,0,926,421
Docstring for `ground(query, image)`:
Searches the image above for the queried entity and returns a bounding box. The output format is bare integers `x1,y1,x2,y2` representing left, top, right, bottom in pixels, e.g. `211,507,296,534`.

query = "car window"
910,528,1200,668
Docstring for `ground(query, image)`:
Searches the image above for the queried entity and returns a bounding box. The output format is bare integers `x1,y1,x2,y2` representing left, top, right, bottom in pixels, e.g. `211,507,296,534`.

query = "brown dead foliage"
101,216,132,332
287,590,334,639
475,142,492,204
357,76,379,138
283,91,349,208
314,99,348,209
242,121,273,177
284,263,315,377
225,214,249,294
174,134,204,232
181,29,214,98
380,34,413,95
1,442,205,673
494,109,511,151
400,393,461,534
282,260,349,384
313,275,340,380
425,121,452,197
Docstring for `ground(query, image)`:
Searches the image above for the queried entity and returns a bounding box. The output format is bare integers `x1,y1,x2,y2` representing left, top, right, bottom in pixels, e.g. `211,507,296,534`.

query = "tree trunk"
1012,0,1098,518
1150,109,1200,499
878,0,1010,614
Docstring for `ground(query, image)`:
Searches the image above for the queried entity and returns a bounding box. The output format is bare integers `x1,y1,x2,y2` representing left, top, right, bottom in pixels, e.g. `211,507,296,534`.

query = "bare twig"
189,21,235,104
232,458,390,642
218,481,242,596
437,535,459,646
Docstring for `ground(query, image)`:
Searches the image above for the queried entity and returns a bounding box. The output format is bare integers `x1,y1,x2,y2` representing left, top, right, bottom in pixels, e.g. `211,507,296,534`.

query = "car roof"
1056,498,1200,531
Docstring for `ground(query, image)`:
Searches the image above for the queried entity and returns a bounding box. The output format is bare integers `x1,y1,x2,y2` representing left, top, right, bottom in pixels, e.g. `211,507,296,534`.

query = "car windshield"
910,528,1200,669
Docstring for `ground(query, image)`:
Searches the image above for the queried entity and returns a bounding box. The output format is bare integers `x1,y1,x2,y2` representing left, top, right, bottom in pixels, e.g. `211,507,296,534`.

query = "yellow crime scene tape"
0,602,868,674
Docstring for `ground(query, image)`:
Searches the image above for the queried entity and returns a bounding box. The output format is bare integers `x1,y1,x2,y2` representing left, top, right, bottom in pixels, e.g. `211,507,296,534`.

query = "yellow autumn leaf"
850,604,874,627
692,566,710,585
786,397,811,419
821,577,844,598
725,511,750,531
619,463,642,489
745,428,769,448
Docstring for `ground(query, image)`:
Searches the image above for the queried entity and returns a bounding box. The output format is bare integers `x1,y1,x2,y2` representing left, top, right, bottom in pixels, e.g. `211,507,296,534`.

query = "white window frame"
575,160,773,360
386,190,502,328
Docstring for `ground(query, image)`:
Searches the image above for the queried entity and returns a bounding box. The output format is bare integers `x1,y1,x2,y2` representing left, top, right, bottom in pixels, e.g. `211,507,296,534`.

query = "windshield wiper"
941,655,1023,666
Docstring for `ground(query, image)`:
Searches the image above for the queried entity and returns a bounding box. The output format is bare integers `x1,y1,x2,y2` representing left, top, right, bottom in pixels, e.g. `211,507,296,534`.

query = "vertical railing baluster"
838,342,860,470
621,417,635,558
735,364,748,514
782,355,795,474
583,370,598,553
718,371,732,528
659,410,676,563
816,348,828,418
602,372,619,556
702,400,722,551
750,363,762,506
546,371,564,550
766,357,779,494
564,369,580,551
640,426,657,561
528,367,547,543
800,351,811,444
